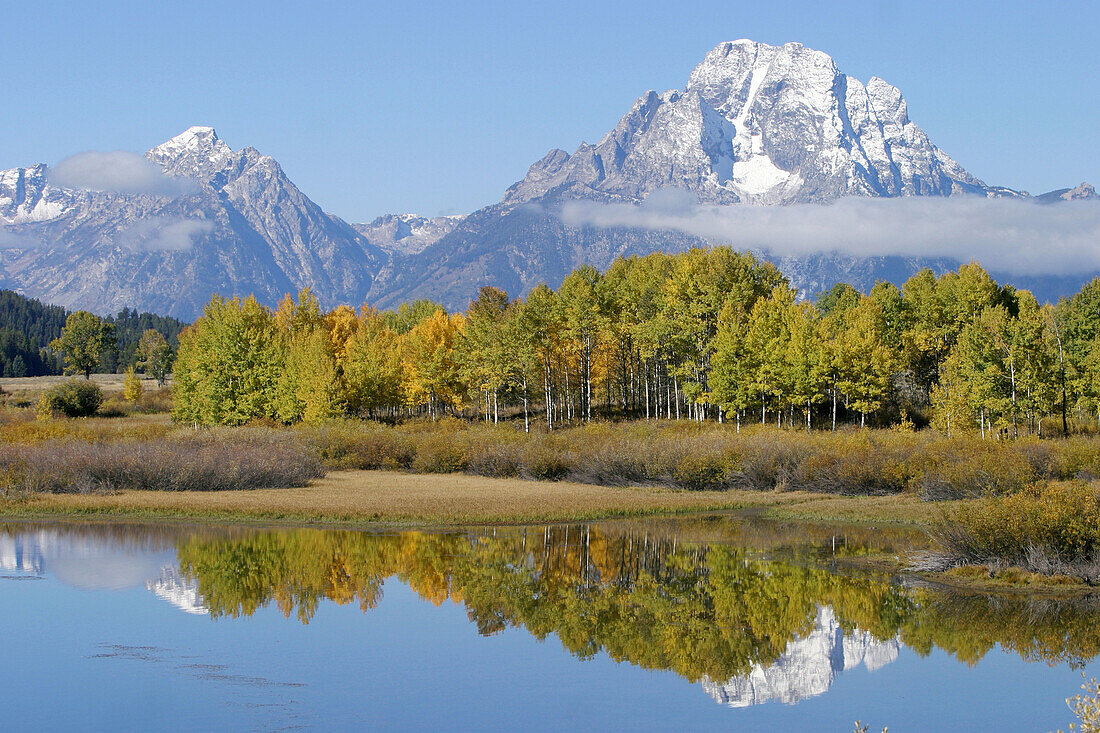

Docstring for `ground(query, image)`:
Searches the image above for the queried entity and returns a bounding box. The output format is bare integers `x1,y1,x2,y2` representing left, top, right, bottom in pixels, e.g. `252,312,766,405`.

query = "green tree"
49,311,116,379
136,329,173,385
558,265,604,421
835,296,896,427
172,295,281,425
342,310,405,416
460,286,513,423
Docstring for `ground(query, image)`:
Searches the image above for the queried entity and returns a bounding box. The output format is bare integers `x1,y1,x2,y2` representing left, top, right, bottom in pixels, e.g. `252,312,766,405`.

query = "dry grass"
0,374,167,395
0,469,948,526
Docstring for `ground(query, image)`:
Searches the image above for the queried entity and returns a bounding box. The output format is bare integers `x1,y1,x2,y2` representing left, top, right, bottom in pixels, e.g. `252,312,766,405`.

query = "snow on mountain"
700,606,900,708
504,40,1005,206
0,40,1093,317
354,213,463,256
146,566,208,615
0,127,387,320
380,39,1096,309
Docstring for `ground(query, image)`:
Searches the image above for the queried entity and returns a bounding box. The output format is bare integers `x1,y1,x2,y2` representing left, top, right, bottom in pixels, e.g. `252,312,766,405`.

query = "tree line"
172,246,1100,436
0,289,186,378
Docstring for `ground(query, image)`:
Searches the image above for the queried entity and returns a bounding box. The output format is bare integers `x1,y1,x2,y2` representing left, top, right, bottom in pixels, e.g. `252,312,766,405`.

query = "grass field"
0,468,951,527
0,373,166,395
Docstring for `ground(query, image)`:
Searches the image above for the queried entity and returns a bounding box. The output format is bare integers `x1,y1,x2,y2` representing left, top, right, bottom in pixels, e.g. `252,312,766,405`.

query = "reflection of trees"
901,592,1100,668
176,526,1100,680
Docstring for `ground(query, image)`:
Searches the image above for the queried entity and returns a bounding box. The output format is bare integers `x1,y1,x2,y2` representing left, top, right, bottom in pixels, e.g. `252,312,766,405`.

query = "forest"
172,246,1100,437
0,290,187,377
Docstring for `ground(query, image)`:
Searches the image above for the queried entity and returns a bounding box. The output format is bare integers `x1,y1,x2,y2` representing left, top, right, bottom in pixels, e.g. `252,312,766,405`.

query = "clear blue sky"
4,0,1096,221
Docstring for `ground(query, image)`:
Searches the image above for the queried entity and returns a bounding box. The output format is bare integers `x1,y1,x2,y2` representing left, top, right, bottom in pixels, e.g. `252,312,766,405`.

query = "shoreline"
0,468,949,528
3,469,1095,594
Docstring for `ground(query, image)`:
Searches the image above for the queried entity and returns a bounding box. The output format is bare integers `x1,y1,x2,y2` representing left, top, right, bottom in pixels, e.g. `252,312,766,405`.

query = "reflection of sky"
0,525,1097,731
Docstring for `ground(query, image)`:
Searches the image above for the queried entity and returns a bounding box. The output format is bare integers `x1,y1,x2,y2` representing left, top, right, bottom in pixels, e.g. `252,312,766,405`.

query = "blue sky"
5,0,1096,221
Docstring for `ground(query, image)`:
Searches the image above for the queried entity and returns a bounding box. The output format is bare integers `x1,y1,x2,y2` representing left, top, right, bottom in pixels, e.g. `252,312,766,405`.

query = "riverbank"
0,468,951,527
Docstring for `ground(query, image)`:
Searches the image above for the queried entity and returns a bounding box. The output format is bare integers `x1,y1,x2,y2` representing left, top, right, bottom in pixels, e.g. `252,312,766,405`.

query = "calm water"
1,517,1097,731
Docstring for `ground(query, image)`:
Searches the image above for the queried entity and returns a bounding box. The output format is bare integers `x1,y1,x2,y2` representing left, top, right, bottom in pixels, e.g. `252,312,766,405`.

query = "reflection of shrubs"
35,379,103,418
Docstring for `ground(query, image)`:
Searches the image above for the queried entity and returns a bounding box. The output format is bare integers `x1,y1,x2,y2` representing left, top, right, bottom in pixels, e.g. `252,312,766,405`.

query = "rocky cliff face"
700,606,899,708
378,40,1091,309
353,213,462,256
505,40,1005,206
0,127,386,320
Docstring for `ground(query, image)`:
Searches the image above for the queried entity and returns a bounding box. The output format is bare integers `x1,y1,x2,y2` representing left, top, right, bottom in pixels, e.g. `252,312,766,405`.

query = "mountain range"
0,39,1094,320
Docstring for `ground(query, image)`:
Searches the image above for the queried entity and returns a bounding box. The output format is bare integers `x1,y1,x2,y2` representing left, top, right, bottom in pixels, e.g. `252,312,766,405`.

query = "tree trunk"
831,380,837,431
522,374,530,433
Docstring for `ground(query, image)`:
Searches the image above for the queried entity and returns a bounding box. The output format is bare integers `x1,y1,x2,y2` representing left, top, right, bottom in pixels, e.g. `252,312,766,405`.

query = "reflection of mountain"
0,527,207,615
146,567,207,615
5,520,1100,683
0,533,46,574
701,606,898,707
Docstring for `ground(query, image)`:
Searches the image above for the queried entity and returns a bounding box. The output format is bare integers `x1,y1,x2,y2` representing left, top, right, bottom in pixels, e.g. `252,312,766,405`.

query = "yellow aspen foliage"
325,304,360,361
343,311,404,415
404,309,466,417
122,366,143,402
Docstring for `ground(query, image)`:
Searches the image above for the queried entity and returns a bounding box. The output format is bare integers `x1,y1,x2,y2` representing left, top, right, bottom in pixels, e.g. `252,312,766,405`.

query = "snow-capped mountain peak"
146,125,234,180
504,39,998,207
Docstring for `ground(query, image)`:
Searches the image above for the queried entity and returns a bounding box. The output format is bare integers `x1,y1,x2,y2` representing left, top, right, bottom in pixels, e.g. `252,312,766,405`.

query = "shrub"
411,433,469,473
918,447,1035,500
920,482,1100,582
36,379,103,418
123,367,143,402
519,446,573,481
673,452,728,490
305,423,415,470
0,429,323,494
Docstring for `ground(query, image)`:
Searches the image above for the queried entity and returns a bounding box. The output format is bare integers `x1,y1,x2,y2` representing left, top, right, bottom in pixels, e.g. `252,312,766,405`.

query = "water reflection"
701,606,900,707
3,518,1099,712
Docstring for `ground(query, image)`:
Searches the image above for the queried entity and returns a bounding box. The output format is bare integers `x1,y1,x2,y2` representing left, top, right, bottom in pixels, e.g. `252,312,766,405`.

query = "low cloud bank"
560,191,1100,277
50,151,194,197
119,218,213,252
0,229,43,249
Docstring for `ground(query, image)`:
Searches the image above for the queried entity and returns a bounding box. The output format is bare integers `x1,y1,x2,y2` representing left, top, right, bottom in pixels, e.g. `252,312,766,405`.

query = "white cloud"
49,151,194,197
560,191,1100,277
0,229,44,249
118,217,213,252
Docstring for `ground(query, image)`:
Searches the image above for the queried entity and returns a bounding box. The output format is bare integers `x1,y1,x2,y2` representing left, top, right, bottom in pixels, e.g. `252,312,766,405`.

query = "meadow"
3,377,1100,584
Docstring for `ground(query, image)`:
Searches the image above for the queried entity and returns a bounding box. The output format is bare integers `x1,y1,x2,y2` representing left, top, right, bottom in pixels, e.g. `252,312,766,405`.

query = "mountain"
700,606,899,708
505,40,1009,206
0,41,1094,317
0,127,387,320
371,39,1096,309
353,214,462,256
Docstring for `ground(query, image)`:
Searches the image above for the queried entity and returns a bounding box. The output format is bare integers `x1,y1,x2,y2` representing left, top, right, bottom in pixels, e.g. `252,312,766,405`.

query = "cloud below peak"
560,192,1100,277
49,151,194,197
118,217,213,252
